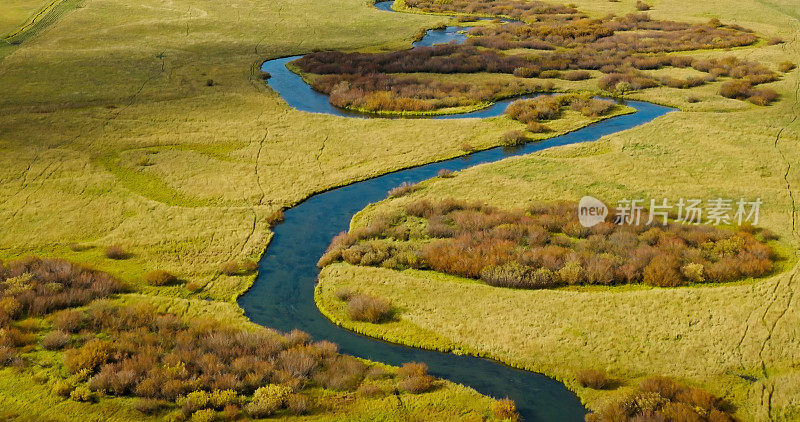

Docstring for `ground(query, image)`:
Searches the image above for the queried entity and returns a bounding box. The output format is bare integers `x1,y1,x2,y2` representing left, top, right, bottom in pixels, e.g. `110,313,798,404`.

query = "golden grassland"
0,0,798,419
314,1,800,421
0,0,539,418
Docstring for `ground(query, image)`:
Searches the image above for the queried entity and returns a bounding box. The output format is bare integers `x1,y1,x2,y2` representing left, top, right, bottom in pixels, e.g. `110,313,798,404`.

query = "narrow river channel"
239,3,674,420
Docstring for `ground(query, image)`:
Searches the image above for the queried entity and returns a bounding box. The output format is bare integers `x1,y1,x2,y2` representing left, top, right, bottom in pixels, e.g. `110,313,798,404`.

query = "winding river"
240,2,674,420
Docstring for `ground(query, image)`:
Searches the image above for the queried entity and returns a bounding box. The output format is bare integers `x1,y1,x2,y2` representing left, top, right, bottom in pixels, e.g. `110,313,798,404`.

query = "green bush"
70,385,95,402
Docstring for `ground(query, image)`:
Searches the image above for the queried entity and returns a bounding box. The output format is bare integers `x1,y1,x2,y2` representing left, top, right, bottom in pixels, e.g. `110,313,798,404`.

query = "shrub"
321,199,775,289
526,121,550,133
70,385,96,402
185,281,205,292
357,383,384,397
41,330,71,350
144,270,177,286
64,338,113,373
241,260,259,273
576,369,612,389
398,375,433,393
191,409,216,422
643,255,684,287
260,71,271,80
387,182,418,198
104,245,128,260
539,70,561,79
245,385,290,417
501,130,527,147
513,67,539,78
219,261,240,276
53,309,83,332
778,61,796,73
286,393,311,415
0,346,17,366
346,294,393,323
563,70,591,81
437,169,456,178
680,263,705,283
492,398,519,421
53,380,73,397
767,37,784,45
686,95,701,103
635,1,651,10
719,79,752,99
205,79,215,87
587,376,733,421
220,405,240,421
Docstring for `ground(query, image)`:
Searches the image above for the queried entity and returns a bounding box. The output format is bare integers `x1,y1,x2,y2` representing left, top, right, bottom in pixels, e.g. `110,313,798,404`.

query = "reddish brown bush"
387,182,419,199
397,362,434,393
41,330,71,350
346,294,393,323
219,261,240,276
635,1,651,11
576,369,613,389
502,130,528,146
104,245,128,260
143,270,177,286
778,61,796,73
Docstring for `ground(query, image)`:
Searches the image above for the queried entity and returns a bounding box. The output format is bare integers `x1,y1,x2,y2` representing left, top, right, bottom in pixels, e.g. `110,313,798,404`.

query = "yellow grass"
315,1,800,420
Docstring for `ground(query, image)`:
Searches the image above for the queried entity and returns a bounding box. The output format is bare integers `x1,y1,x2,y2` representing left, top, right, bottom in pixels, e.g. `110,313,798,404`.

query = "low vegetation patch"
505,94,616,131
319,199,777,289
586,376,735,421
294,2,779,113
0,257,505,420
575,369,613,389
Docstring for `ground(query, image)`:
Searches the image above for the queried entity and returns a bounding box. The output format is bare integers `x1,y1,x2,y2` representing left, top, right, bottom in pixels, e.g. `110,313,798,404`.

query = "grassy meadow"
314,0,800,421
1,0,798,419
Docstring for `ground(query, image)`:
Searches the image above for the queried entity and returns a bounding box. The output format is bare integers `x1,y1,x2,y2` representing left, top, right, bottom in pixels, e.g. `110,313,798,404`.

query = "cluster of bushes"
505,94,615,130
586,376,735,421
44,301,453,419
404,0,577,19
319,199,777,289
0,257,122,324
295,4,776,113
311,72,533,112
720,79,779,105
0,257,476,420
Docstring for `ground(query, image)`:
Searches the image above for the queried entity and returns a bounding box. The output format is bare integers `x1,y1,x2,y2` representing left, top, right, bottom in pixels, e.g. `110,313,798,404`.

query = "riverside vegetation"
294,0,785,116
1,0,798,419
318,199,778,289
0,256,512,420
313,2,800,419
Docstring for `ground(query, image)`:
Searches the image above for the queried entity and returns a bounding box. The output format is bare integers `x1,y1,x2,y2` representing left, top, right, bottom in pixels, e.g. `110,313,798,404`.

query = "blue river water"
243,2,675,420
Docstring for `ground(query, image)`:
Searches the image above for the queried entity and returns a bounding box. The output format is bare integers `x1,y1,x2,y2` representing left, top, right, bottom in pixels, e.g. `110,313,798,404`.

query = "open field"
315,1,800,421
1,0,798,419
0,0,49,36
